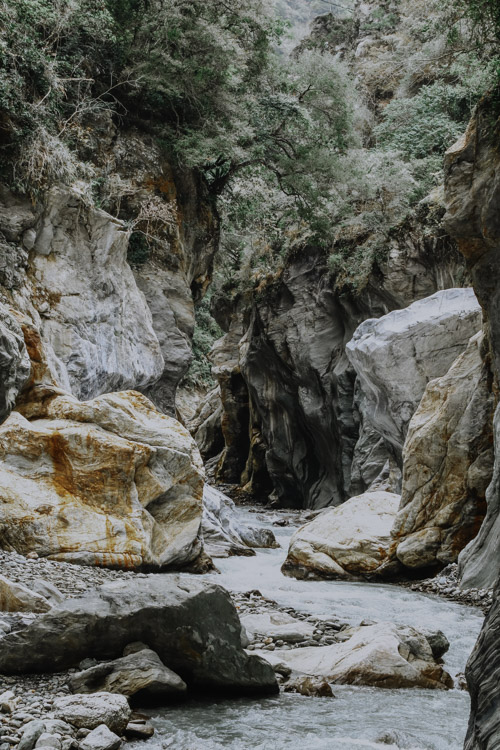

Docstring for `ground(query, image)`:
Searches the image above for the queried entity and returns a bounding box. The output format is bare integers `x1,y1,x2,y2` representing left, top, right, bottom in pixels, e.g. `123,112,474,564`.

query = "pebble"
403,563,493,613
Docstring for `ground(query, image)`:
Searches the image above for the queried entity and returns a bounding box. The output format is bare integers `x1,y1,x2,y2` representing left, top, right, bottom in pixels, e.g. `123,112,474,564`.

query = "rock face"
188,386,224,462
391,332,494,572
442,99,500,749
0,120,219,416
213,232,466,508
69,647,188,700
443,106,500,593
29,186,165,401
0,386,205,569
202,485,277,558
254,622,453,690
346,288,482,458
283,491,400,579
0,576,278,696
0,303,31,424
464,588,500,750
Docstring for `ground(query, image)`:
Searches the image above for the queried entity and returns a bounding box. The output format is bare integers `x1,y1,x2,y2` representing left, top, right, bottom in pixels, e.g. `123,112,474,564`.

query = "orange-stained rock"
0,388,205,569
391,332,494,571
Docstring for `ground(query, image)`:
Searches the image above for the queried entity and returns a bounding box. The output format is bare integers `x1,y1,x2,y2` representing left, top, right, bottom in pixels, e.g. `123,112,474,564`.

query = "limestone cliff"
0,118,219,416
443,96,500,750
212,232,465,509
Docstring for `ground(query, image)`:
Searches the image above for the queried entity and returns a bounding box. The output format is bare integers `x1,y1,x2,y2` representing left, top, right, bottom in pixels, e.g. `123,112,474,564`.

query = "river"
131,509,484,750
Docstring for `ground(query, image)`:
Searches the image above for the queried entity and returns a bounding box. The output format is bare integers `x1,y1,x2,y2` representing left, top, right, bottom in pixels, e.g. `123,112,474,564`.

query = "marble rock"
0,575,51,613
30,186,164,401
346,288,482,456
0,388,204,569
283,491,400,579
0,576,278,696
392,332,494,571
69,647,187,700
201,485,277,558
53,694,130,734
254,622,453,690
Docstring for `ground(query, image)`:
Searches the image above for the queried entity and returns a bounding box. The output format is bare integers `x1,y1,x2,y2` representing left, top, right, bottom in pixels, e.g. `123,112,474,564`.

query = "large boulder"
0,387,205,569
254,622,453,690
282,491,400,580
346,288,482,458
0,576,278,696
0,303,31,424
202,485,277,558
391,332,494,572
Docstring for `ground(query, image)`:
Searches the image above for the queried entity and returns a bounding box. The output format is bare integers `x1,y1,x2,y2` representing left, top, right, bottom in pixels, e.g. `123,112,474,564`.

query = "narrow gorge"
0,0,499,749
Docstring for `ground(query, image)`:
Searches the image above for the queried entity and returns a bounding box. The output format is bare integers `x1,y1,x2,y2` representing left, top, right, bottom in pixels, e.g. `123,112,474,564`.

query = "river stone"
241,612,315,643
391,332,494,572
53,694,130,734
69,648,187,700
18,721,46,750
0,383,205,570
345,287,481,456
35,734,61,750
283,676,334,697
79,725,121,750
0,575,51,613
283,491,400,579
254,622,453,690
0,576,278,696
202,485,277,558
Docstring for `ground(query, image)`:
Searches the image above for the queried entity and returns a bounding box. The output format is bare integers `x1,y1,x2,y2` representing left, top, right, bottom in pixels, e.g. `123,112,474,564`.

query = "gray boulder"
53,694,130,734
0,576,278,696
69,647,187,701
346,288,482,458
79,725,121,750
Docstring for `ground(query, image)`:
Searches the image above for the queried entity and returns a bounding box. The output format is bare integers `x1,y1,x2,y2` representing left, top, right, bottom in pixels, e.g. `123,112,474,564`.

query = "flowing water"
132,509,484,750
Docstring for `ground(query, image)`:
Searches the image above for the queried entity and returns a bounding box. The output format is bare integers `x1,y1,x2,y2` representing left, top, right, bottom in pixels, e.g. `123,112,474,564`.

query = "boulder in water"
254,622,453,690
282,491,400,580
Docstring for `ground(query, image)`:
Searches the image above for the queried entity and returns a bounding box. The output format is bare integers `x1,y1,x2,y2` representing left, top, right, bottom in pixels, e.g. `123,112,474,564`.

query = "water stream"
132,509,484,750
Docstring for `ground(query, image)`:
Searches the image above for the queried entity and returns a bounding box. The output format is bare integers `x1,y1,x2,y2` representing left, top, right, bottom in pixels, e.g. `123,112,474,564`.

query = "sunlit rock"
282,490,400,580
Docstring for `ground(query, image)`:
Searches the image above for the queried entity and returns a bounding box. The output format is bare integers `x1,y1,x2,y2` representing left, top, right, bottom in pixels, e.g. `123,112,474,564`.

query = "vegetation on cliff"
0,0,498,382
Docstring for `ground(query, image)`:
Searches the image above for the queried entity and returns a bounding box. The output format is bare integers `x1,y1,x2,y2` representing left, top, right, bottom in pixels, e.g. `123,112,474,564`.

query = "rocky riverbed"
0,505,488,750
